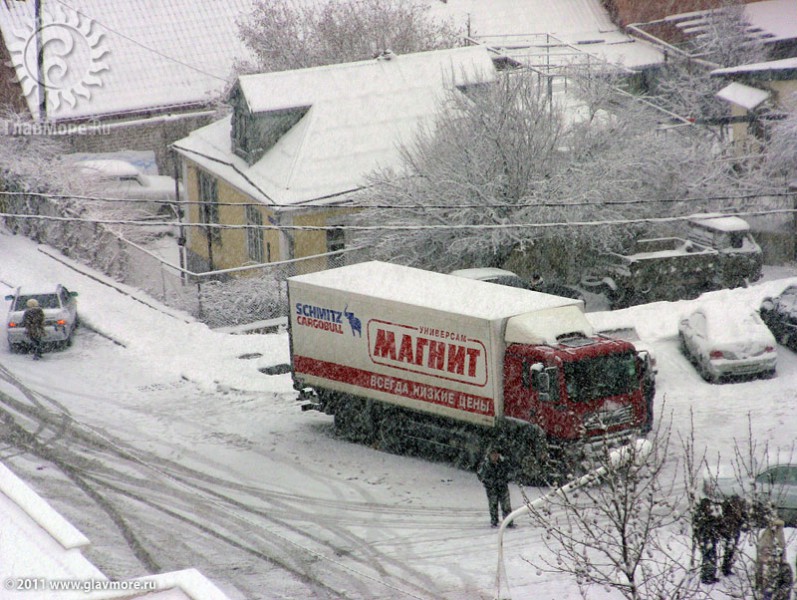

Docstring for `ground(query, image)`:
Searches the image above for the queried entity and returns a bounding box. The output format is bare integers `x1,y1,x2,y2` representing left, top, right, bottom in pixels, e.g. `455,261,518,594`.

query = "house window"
198,171,220,242
327,226,345,253
246,204,264,263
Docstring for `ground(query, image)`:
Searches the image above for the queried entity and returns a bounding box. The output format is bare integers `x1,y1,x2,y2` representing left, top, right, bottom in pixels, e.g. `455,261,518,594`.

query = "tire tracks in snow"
0,365,450,599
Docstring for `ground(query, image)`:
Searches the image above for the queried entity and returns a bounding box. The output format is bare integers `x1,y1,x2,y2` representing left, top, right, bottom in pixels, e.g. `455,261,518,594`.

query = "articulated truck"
289,261,650,483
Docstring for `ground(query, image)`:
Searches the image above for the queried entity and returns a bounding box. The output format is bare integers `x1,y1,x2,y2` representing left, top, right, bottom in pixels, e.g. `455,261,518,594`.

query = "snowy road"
1,231,796,599
0,322,503,599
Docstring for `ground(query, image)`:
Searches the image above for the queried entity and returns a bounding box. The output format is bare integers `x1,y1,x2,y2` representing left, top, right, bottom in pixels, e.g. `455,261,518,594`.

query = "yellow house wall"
730,78,797,154
182,159,359,276
183,161,281,275
292,208,359,275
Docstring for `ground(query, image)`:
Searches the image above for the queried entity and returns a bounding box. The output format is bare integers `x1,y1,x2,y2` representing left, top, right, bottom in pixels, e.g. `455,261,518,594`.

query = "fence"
1,190,370,330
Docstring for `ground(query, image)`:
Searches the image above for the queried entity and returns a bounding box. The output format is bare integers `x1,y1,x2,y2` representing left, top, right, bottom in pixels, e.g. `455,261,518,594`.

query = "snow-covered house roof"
716,82,771,110
664,0,797,47
427,0,664,70
0,462,231,600
712,56,797,78
0,0,254,121
172,46,498,207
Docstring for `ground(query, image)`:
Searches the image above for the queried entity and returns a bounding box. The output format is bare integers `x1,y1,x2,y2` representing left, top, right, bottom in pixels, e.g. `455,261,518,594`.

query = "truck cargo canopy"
688,213,751,232
505,305,593,346
289,261,581,321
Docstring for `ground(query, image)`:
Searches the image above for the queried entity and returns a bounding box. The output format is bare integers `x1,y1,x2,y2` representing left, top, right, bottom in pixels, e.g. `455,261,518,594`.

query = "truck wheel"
378,416,405,454
516,453,551,486
334,397,376,444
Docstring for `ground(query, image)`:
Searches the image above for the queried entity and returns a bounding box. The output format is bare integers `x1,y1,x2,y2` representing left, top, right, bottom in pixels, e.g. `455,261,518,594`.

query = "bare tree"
649,1,768,132
351,70,572,273
515,410,795,600
351,69,748,278
763,93,797,184
520,419,710,600
238,0,463,73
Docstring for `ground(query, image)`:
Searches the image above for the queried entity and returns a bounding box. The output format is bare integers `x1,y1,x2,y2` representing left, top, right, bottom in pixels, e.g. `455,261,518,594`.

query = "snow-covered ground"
1,226,796,599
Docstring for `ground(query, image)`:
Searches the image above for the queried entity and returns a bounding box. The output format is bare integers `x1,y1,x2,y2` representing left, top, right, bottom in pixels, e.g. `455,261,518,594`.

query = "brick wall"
0,38,29,114
604,0,746,27
61,111,216,176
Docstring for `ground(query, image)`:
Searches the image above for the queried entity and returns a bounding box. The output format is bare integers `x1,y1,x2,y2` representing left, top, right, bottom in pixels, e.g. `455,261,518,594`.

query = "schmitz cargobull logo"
367,320,488,386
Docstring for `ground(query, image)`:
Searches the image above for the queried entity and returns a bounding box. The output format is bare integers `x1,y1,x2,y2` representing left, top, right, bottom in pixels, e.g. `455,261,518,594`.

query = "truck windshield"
562,352,637,403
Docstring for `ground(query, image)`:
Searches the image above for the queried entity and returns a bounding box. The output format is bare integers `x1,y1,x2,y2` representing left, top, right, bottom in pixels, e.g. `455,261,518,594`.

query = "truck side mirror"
535,371,550,394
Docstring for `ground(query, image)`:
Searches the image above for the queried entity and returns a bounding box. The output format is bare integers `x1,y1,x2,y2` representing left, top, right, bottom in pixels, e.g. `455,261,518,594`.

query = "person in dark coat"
719,495,747,576
768,559,794,600
477,448,514,528
693,497,722,584
22,298,45,359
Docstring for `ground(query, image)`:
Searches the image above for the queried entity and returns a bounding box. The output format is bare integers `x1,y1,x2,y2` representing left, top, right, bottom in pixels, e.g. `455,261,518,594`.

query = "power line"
53,0,231,82
1,190,793,210
2,208,796,232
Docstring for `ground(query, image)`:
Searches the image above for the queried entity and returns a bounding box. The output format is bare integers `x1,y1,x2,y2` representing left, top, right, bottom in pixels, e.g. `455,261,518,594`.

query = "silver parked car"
5,284,79,353
704,463,797,527
449,267,586,304
678,305,777,382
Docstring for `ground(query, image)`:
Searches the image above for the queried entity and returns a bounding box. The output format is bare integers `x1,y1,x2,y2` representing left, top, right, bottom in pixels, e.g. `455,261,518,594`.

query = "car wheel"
9,343,20,354
678,332,689,356
698,360,717,383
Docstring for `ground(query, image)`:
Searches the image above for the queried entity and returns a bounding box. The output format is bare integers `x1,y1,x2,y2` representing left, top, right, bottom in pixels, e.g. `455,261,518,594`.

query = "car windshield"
563,352,638,403
487,276,532,290
758,466,797,485
14,294,60,310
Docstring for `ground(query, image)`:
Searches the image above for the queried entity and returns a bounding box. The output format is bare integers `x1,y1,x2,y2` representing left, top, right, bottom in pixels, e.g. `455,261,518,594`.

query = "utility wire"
2,208,796,232
52,0,231,82
1,190,793,210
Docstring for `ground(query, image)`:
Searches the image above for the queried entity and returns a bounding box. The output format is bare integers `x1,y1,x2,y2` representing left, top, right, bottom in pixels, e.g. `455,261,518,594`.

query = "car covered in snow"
703,462,797,527
678,304,777,382
5,284,79,352
449,267,586,304
759,284,797,349
75,159,183,213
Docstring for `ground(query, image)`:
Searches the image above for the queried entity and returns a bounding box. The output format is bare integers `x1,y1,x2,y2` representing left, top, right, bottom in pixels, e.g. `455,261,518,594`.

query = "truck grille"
583,404,634,431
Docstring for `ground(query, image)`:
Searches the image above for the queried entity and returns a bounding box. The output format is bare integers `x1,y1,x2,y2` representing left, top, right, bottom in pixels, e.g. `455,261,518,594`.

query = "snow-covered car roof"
449,267,519,281
689,304,774,345
14,284,62,296
76,159,141,180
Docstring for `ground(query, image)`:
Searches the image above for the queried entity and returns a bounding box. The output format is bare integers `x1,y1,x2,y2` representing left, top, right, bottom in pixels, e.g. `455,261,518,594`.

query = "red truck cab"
502,334,646,479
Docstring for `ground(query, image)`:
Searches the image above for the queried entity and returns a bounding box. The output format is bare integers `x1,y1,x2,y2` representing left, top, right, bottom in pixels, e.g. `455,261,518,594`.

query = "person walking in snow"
757,517,788,598
719,494,747,576
477,447,514,528
22,298,45,359
693,497,722,584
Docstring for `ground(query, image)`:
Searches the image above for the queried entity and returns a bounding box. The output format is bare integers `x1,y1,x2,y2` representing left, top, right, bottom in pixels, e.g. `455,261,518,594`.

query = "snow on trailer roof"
290,261,582,322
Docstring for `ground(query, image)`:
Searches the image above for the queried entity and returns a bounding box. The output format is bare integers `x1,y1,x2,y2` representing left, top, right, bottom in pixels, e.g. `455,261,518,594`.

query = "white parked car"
449,268,586,303
703,462,797,527
75,159,183,213
678,305,777,382
5,284,79,353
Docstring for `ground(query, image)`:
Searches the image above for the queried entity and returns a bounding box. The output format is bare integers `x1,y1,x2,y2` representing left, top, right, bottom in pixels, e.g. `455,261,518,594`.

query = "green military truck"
582,214,762,309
